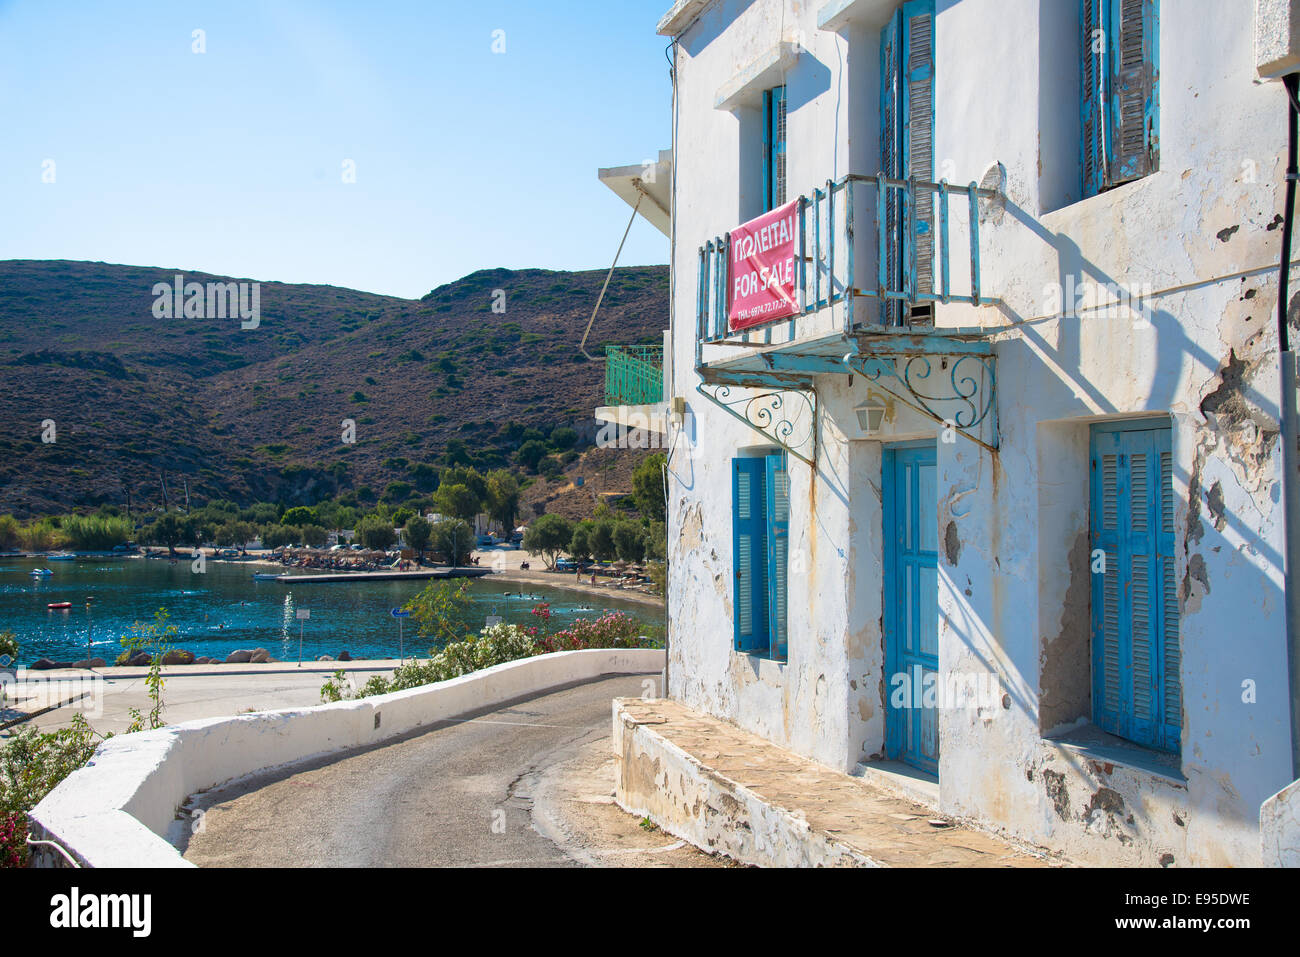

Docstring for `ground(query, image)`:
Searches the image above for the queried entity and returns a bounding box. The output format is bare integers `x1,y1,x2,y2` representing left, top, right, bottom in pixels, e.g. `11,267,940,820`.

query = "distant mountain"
0,260,666,516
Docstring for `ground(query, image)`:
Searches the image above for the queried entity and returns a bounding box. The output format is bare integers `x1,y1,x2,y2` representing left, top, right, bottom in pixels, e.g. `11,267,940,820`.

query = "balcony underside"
696,329,999,454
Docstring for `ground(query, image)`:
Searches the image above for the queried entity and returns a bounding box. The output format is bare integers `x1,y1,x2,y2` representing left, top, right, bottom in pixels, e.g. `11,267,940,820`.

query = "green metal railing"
604,345,663,406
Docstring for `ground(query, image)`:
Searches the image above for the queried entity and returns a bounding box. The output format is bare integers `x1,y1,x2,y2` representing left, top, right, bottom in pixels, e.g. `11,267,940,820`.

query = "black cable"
1281,73,1299,354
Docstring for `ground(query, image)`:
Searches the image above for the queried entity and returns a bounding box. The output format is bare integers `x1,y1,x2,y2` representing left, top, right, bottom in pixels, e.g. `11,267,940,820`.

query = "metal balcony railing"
696,173,1000,350
604,344,664,406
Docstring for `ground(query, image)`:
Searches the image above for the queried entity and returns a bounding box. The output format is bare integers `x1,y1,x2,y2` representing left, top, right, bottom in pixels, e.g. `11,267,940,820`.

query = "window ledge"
714,41,801,112
1043,723,1185,785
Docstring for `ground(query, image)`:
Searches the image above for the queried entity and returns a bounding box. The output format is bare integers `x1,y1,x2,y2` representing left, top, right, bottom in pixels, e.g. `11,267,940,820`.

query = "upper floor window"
762,85,787,211
1081,0,1159,198
881,0,935,325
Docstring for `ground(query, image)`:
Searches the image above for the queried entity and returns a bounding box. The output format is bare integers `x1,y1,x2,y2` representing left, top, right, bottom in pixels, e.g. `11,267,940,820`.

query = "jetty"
274,567,492,584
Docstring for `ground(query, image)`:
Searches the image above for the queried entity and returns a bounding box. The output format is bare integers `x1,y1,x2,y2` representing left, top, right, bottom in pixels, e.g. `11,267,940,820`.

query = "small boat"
47,601,72,610
47,552,76,561
252,572,281,581
29,568,53,577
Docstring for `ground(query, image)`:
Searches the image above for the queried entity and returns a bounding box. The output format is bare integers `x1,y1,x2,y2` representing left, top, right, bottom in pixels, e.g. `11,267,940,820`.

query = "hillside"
0,260,667,517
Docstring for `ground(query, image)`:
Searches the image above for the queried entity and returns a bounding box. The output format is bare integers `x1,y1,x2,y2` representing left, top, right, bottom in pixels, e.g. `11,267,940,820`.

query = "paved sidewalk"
616,697,1054,867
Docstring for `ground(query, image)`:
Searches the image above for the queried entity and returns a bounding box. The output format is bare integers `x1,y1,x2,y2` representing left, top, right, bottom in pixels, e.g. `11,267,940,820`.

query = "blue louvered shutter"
1081,0,1158,198
881,2,934,323
763,86,787,212
1106,0,1158,186
880,11,902,324
733,457,769,652
1080,0,1107,197
901,1,935,304
1157,441,1180,750
765,452,789,661
1090,424,1179,752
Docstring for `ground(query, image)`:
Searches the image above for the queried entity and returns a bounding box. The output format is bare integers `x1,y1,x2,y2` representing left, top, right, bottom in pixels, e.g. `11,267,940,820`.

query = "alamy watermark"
151,274,260,329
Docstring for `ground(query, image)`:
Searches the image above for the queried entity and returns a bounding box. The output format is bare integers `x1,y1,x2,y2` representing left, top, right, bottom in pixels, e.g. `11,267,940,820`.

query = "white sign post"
296,608,310,667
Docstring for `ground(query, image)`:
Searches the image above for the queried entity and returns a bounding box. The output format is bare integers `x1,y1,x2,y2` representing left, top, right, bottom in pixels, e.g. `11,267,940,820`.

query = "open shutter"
1082,0,1158,197
763,86,787,212
1080,0,1107,197
880,12,902,325
902,0,935,304
765,453,790,662
733,457,769,652
1107,0,1158,186
881,2,934,323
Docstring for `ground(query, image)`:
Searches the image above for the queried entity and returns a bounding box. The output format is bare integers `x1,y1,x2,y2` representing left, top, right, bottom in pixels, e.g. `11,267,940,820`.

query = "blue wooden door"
883,443,939,774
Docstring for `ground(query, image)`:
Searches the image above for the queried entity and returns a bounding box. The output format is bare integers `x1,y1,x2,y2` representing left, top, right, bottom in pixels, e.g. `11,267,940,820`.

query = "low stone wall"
1260,777,1300,866
28,648,665,867
611,697,875,867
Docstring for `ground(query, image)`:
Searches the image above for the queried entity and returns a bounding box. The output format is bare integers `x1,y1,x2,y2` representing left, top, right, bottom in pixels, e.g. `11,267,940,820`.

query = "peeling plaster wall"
665,0,1294,864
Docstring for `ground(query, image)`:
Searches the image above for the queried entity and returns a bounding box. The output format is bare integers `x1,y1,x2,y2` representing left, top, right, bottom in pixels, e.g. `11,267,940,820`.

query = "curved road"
182,674,724,868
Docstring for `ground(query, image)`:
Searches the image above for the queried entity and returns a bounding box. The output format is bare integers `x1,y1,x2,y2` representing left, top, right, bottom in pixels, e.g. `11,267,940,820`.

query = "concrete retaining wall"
28,648,665,868
611,698,875,867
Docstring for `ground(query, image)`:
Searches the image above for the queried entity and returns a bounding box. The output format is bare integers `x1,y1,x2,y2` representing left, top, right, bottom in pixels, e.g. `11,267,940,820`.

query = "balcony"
694,173,1001,452
604,344,664,406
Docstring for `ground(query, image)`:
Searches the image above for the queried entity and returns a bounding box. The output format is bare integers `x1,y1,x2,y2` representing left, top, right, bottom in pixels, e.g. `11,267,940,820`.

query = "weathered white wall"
665,0,1295,865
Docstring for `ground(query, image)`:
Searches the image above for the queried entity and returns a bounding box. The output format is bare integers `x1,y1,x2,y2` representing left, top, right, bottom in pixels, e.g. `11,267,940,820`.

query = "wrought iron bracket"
843,352,998,452
695,383,818,466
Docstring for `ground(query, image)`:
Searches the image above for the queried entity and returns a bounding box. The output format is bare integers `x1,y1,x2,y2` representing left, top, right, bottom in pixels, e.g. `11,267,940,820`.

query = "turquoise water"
0,558,660,666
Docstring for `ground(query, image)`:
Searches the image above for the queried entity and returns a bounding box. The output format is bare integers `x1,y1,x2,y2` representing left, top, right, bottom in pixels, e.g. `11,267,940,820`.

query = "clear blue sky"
0,0,671,299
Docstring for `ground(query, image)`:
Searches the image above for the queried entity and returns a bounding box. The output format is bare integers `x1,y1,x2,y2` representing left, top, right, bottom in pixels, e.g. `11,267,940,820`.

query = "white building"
643,0,1300,865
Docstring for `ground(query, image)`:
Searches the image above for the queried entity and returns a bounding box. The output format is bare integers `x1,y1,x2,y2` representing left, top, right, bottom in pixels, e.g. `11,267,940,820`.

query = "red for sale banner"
728,199,801,331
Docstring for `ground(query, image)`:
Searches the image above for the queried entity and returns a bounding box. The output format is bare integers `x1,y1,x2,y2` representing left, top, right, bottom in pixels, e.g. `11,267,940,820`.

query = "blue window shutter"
880,3,934,321
763,86,787,212
765,453,790,661
1090,423,1178,753
1106,0,1158,186
901,0,935,300
1158,444,1180,750
733,457,769,652
1080,0,1107,197
1082,0,1158,197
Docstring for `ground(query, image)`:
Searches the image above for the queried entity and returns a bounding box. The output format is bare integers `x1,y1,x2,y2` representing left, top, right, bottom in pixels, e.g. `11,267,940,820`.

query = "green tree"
613,521,646,563
632,453,667,523
355,515,397,551
485,470,521,532
430,519,474,566
434,483,481,522
569,521,594,562
523,513,574,569
404,515,432,561
549,426,578,451
300,524,329,547
516,439,548,472
148,513,184,553
588,517,617,563
281,506,316,527
401,580,473,648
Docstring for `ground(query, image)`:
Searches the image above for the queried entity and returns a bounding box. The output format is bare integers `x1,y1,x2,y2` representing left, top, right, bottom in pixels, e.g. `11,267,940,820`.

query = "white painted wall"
27,648,665,868
662,0,1294,865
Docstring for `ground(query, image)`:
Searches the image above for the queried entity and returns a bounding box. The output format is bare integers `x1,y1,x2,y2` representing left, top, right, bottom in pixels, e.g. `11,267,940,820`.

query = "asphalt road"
182,674,724,868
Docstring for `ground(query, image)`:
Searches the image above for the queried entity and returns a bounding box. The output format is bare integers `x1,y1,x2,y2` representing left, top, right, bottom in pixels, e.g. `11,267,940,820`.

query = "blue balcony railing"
696,173,1000,351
